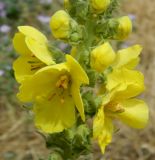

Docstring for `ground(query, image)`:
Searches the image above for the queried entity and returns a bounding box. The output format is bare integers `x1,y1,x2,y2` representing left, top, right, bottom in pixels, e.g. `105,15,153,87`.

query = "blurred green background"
0,0,155,160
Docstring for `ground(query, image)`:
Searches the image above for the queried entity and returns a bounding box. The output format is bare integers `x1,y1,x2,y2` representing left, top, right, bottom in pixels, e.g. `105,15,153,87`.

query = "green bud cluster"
46,124,91,160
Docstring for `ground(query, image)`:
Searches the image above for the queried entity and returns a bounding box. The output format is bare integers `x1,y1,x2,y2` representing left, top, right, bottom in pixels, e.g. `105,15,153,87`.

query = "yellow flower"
93,68,148,153
90,42,116,72
114,16,132,40
91,0,111,14
13,26,54,83
50,10,70,39
17,55,89,133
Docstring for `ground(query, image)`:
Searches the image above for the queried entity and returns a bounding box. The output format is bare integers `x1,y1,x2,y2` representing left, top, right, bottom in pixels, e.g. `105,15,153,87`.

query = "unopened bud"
91,0,111,14
90,42,116,72
70,33,79,42
49,152,63,160
50,10,82,43
64,0,70,10
114,16,132,40
73,125,90,149
50,10,70,39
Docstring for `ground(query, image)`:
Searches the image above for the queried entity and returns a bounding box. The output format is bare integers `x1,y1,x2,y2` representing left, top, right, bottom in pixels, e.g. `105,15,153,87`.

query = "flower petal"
33,94,75,133
13,56,42,83
13,33,30,56
18,26,47,43
112,45,142,69
93,107,113,154
98,117,113,154
117,99,149,128
65,55,89,121
71,82,85,121
93,106,105,138
106,68,145,101
66,55,89,85
25,37,55,65
17,63,68,102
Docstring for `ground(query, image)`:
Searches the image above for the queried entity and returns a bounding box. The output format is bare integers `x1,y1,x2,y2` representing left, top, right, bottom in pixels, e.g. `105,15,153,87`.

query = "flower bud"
50,10,70,39
91,0,111,14
73,125,90,149
64,0,69,6
90,42,116,72
64,0,70,10
50,10,82,43
114,16,132,40
49,152,63,160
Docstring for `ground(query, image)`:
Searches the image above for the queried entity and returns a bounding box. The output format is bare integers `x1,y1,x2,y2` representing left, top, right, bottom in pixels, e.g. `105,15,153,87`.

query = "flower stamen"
48,93,56,101
56,75,70,89
28,61,45,71
106,102,125,113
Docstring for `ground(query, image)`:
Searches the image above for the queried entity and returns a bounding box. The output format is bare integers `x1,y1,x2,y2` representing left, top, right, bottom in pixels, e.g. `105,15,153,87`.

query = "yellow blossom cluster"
92,44,148,153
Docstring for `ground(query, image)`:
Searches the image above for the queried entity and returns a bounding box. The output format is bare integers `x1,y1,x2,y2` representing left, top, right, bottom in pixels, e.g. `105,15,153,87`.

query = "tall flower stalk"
13,0,149,159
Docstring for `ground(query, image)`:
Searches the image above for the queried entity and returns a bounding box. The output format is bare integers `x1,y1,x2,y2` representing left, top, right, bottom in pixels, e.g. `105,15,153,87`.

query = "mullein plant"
13,0,149,159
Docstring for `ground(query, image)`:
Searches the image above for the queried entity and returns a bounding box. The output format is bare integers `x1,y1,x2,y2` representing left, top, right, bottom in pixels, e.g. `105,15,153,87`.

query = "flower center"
56,75,70,89
48,74,70,104
105,102,125,113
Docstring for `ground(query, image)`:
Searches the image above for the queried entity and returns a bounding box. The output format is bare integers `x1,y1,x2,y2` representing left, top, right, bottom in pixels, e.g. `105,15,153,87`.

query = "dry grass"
0,96,49,160
0,0,155,159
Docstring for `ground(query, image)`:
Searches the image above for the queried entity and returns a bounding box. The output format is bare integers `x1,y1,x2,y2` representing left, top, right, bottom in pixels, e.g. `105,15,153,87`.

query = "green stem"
75,17,96,68
85,18,95,49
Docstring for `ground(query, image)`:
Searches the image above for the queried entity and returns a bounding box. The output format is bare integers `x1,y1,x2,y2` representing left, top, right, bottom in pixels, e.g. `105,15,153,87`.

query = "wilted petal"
93,107,113,153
